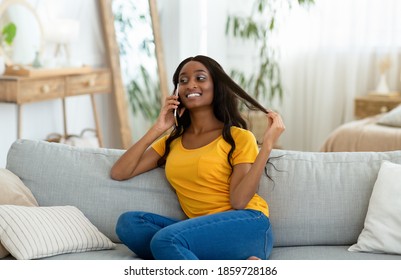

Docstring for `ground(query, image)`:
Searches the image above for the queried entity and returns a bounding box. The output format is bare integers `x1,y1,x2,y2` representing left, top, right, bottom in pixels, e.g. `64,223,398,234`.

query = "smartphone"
173,85,179,126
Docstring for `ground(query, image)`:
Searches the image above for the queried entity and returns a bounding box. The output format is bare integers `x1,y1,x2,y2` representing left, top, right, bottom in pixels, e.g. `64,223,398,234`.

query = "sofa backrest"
261,149,401,247
6,140,186,243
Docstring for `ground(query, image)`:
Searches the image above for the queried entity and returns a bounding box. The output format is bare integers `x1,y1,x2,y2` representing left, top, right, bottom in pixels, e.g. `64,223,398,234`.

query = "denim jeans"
115,209,273,260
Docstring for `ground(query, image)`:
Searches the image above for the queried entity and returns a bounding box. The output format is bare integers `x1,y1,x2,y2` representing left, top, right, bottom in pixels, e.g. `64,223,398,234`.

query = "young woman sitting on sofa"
110,55,285,260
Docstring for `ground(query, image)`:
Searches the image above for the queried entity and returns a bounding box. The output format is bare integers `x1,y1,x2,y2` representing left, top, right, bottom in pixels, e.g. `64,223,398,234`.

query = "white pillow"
0,205,115,259
348,161,401,254
377,105,401,127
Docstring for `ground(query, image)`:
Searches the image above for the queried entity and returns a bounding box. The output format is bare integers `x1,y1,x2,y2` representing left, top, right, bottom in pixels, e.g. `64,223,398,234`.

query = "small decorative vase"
376,73,390,94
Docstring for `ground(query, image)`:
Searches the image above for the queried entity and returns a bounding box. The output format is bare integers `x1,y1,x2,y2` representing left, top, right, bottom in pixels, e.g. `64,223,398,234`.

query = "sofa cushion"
6,140,187,243
0,168,39,258
0,205,115,259
0,243,138,260
40,243,138,260
348,161,401,254
270,246,401,260
0,169,38,206
261,149,401,247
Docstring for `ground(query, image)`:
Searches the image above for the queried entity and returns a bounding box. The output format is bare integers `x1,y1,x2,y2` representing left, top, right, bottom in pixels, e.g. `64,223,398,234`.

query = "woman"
111,55,285,260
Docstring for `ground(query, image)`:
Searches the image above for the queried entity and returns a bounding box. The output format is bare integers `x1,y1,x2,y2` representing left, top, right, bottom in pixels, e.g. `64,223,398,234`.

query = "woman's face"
177,61,214,111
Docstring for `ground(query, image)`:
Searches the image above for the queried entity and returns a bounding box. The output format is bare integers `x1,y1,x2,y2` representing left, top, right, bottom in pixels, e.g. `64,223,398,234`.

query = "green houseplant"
225,0,314,105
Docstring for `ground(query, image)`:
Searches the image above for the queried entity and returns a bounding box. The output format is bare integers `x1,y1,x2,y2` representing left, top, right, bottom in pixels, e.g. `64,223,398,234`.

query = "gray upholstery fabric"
6,140,186,243
4,244,400,260
262,150,401,247
270,246,401,260
3,244,139,260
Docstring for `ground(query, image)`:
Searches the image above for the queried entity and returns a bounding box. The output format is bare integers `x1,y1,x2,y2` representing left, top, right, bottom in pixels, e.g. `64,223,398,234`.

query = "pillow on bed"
377,105,401,127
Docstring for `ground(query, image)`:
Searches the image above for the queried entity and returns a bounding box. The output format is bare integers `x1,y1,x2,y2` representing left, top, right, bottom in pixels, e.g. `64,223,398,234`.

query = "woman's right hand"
153,95,181,132
111,95,183,181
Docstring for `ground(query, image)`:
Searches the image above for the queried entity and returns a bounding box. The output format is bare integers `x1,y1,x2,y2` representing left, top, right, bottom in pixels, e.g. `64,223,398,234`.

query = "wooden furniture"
0,68,111,147
354,95,401,119
98,0,132,149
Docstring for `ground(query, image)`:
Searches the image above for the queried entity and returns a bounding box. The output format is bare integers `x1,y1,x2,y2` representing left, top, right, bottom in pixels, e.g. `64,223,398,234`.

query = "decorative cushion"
0,169,39,258
0,205,115,260
348,161,401,254
377,105,401,127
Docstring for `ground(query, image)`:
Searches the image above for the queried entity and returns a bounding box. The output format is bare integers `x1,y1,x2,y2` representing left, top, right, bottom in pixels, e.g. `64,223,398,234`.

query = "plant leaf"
2,23,17,45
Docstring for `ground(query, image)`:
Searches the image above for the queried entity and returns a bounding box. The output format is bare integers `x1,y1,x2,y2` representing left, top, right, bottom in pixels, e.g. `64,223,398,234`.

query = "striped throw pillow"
0,205,115,260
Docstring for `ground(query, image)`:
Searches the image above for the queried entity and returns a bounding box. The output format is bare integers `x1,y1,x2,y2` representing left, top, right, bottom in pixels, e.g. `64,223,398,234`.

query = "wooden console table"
0,68,111,147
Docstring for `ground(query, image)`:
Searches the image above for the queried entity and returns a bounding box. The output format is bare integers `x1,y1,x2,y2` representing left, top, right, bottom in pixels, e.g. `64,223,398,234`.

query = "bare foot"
247,256,261,260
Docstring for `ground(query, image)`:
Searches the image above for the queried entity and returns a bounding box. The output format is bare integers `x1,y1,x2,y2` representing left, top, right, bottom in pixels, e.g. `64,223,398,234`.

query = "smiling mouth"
186,93,202,98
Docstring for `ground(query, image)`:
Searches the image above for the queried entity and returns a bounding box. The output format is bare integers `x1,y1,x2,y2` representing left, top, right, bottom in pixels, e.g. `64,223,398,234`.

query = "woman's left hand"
262,111,286,149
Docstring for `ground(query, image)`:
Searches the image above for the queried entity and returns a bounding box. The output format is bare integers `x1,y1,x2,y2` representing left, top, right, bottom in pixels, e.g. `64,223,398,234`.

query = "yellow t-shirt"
151,126,269,218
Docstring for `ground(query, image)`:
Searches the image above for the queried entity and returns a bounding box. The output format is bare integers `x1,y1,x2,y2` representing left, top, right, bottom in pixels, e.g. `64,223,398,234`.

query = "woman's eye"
179,78,188,84
197,76,206,81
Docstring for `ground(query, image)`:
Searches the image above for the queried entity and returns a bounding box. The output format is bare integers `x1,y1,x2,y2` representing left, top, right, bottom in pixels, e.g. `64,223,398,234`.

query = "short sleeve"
151,135,168,156
231,128,259,165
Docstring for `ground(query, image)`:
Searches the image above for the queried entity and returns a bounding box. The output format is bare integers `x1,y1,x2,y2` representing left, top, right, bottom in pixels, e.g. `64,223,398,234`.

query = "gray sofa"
3,139,401,260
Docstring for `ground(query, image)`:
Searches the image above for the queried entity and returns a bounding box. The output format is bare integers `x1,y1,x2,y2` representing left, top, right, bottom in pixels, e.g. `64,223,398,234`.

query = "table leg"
62,98,68,138
16,104,22,139
90,94,103,147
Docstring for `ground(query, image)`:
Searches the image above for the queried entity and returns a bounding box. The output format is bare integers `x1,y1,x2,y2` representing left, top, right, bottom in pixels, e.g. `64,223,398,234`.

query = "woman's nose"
187,79,198,89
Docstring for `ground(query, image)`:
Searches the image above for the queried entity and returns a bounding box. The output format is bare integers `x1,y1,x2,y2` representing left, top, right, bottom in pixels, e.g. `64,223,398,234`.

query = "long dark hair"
157,55,269,169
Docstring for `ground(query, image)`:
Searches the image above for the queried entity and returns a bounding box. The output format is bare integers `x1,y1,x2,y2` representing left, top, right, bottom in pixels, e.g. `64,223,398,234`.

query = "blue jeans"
115,209,273,260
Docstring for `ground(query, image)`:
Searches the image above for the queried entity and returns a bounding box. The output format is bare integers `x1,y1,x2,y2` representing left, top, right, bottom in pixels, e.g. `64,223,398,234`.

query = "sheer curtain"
276,0,401,151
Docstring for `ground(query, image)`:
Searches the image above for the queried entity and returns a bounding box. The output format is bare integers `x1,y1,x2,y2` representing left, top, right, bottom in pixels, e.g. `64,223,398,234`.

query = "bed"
320,111,401,152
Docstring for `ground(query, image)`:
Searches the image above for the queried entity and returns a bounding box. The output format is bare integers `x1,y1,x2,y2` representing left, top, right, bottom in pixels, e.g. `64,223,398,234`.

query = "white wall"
0,0,121,167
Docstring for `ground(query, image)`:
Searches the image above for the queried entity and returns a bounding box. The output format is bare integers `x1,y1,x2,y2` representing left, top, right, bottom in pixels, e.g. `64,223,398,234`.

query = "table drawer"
0,80,19,102
67,70,112,96
355,96,401,119
19,78,65,103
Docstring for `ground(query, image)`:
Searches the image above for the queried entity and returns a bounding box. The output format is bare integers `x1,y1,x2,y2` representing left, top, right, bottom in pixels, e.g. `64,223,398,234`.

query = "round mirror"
0,0,44,66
